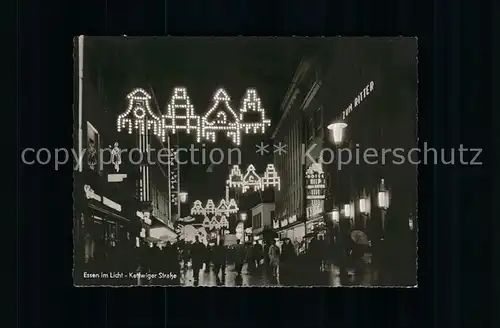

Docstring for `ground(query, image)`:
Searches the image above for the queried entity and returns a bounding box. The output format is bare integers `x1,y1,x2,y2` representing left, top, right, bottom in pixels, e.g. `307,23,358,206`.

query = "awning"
149,226,177,241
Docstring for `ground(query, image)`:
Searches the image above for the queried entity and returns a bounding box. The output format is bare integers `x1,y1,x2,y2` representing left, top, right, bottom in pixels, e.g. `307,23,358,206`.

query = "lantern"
327,122,347,145
359,197,370,215
240,212,247,221
377,179,390,209
179,191,188,203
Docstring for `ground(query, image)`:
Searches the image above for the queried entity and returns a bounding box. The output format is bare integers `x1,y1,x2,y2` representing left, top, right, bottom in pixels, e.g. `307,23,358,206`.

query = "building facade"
272,39,417,257
251,203,275,242
73,37,178,280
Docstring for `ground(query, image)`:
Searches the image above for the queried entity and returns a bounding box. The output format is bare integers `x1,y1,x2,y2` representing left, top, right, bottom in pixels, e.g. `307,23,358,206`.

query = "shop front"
276,215,306,243
78,184,140,273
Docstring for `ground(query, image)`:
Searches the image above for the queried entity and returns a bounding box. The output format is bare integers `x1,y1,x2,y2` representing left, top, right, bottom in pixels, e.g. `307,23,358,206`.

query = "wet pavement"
179,262,378,287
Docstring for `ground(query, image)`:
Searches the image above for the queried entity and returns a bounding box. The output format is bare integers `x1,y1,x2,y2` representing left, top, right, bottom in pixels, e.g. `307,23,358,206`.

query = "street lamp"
327,121,348,145
377,179,390,232
240,212,247,222
179,191,188,203
359,195,371,229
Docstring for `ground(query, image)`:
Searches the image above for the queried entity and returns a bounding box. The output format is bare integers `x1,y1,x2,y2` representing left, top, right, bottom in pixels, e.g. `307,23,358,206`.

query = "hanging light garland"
116,87,271,146
190,198,239,216
227,164,281,193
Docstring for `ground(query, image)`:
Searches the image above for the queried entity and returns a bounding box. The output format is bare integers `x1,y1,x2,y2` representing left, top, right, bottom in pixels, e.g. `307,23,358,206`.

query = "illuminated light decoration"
242,164,262,193
261,164,281,191
192,198,239,216
227,198,239,214
227,165,244,189
215,199,228,216
205,199,216,215
161,87,200,140
117,88,160,136
239,89,271,134
110,142,122,172
306,163,326,200
200,88,241,145
227,164,281,193
202,217,211,229
190,200,205,215
117,87,271,146
210,217,220,230
219,215,229,229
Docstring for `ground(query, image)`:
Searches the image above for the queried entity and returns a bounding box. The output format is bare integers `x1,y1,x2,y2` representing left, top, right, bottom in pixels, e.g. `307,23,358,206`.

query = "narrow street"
179,263,378,287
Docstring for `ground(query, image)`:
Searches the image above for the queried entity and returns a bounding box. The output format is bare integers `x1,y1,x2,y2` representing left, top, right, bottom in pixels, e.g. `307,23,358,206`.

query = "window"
252,213,262,230
86,122,100,173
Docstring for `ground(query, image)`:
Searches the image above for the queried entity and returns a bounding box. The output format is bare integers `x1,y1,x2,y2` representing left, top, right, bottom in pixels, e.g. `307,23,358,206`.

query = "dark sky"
87,37,307,209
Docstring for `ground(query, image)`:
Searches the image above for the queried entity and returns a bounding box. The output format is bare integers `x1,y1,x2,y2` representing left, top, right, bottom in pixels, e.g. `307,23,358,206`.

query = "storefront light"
343,204,351,218
377,179,390,209
359,197,370,215
331,208,340,223
327,121,348,145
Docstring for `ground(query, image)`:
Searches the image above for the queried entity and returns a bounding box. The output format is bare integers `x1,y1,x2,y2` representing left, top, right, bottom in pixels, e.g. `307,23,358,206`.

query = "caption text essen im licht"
83,271,177,280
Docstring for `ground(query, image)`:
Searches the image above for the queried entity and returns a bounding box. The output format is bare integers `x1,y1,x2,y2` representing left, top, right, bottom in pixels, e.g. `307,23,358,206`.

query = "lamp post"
326,120,347,237
377,179,390,234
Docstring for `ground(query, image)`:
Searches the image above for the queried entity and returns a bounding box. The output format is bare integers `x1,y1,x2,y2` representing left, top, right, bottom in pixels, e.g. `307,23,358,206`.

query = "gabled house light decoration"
219,215,229,229
117,88,161,135
239,89,271,134
190,200,205,215
205,199,216,215
117,87,271,146
161,87,200,140
190,198,239,216
227,164,281,193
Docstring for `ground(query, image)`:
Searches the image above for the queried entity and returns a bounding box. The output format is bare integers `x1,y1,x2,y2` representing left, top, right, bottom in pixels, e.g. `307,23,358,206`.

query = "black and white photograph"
73,37,418,287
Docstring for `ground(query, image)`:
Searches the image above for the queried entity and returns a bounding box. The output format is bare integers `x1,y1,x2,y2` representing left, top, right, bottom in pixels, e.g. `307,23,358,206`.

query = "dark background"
16,1,492,328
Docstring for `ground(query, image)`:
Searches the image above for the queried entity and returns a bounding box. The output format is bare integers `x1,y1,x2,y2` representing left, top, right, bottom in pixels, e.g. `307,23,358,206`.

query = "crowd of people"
77,228,416,286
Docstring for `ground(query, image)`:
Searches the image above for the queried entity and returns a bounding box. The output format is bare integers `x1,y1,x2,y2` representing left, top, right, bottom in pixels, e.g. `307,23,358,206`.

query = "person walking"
252,242,263,271
212,240,227,285
280,238,297,285
190,236,205,286
234,240,246,276
268,240,280,278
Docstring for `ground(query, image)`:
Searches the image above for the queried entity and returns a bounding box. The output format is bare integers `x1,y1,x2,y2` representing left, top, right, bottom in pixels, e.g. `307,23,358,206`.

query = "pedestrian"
318,235,328,271
268,239,280,278
308,235,322,272
280,238,297,285
204,244,212,273
212,240,227,285
233,239,245,276
190,236,205,286
164,241,180,285
252,242,263,270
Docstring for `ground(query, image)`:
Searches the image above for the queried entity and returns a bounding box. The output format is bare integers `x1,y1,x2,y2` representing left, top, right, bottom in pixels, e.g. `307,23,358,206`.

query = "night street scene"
73,37,418,287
